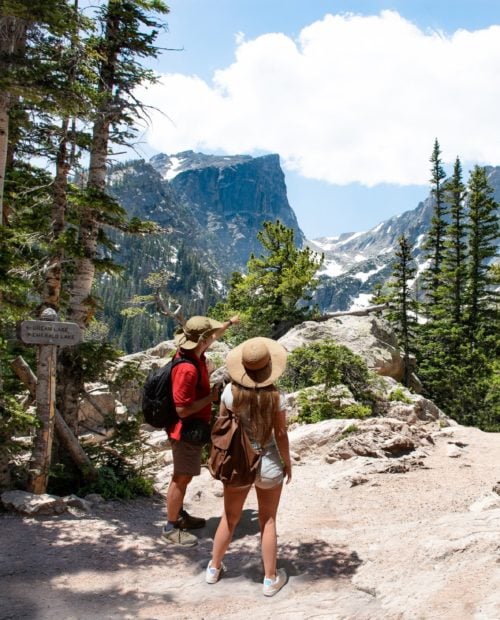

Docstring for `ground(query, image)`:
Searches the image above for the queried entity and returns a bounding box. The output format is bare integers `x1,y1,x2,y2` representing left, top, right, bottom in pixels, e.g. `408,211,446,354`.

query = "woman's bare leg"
255,483,283,579
211,485,251,568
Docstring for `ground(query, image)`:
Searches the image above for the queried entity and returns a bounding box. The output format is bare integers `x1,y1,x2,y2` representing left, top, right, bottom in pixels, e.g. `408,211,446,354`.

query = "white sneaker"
262,567,287,596
205,561,225,584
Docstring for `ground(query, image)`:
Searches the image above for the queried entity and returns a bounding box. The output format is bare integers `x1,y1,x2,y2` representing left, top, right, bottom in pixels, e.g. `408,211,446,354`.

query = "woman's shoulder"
221,382,234,406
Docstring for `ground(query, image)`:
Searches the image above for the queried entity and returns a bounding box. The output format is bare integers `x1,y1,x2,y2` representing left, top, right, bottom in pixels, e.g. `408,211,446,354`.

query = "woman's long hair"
231,383,280,446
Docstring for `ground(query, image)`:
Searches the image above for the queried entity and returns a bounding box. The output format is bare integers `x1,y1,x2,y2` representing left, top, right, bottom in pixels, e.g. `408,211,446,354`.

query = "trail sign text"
18,321,82,346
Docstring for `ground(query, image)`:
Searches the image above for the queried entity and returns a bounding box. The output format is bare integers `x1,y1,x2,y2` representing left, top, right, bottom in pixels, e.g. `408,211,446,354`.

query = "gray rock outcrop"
279,314,406,381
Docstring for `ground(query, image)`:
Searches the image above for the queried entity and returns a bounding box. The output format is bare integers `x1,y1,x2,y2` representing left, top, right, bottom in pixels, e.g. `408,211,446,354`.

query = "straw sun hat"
225,337,287,388
174,316,224,350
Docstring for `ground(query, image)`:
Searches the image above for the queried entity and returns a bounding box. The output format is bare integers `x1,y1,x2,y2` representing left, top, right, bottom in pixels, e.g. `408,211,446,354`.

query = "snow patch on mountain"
353,265,386,282
163,156,184,180
320,259,346,278
350,292,373,308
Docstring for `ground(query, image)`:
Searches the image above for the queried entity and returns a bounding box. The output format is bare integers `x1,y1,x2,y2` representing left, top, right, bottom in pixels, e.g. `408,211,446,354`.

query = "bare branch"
154,291,186,326
316,303,389,322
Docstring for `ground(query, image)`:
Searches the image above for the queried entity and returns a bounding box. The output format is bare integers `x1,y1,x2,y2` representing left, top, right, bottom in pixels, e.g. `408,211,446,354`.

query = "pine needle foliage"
211,220,324,342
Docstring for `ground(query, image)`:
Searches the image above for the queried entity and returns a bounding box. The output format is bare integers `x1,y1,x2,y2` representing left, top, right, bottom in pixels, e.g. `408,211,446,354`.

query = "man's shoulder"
171,354,201,379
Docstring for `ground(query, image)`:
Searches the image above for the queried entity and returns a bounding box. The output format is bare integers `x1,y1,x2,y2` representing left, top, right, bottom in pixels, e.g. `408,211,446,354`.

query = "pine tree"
418,163,499,429
58,0,169,432
457,166,499,430
441,157,467,325
416,140,465,417
465,166,499,342
387,235,418,386
421,138,448,316
211,220,324,341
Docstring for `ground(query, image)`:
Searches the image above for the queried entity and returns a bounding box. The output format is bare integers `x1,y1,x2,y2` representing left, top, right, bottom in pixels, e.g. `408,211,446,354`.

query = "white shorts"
255,442,284,490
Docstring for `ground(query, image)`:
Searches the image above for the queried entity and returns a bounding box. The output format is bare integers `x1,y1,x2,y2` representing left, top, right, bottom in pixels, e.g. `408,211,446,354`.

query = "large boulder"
279,315,406,382
0,490,91,515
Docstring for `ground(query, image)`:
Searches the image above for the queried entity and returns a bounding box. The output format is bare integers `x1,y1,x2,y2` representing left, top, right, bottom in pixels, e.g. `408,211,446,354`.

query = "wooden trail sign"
18,320,81,346
20,309,82,494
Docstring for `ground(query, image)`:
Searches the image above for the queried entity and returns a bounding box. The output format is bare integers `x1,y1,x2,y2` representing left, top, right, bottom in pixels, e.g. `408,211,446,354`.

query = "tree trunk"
317,303,389,321
60,2,118,431
0,99,8,226
41,117,70,309
11,356,96,480
26,343,57,493
0,14,28,225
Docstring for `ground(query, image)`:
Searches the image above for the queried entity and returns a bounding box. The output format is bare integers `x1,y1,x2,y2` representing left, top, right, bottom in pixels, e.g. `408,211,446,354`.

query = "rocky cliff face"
110,150,304,275
100,151,306,351
161,151,304,272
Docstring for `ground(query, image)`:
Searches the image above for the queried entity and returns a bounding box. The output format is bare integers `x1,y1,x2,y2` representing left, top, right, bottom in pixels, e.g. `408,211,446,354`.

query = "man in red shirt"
163,315,239,546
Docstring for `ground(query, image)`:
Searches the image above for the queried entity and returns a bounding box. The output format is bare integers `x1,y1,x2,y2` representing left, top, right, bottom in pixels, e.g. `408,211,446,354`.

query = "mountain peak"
148,151,272,181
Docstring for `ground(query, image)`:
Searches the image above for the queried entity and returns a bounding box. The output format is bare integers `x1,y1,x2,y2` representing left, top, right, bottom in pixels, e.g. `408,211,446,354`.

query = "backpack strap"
171,355,201,386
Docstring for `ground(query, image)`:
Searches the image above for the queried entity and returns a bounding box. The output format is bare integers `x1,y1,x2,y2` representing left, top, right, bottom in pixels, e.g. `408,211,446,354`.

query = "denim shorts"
255,442,284,489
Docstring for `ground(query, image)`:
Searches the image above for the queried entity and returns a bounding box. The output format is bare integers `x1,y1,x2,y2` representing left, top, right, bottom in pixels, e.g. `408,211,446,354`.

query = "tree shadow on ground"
0,496,363,619
219,537,362,584
204,507,260,540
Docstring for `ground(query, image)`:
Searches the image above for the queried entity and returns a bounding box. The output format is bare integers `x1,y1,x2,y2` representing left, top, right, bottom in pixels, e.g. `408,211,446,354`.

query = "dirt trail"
1,424,500,620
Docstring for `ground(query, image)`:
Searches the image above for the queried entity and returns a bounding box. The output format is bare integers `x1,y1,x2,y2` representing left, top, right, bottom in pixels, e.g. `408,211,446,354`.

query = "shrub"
340,423,359,439
48,418,155,499
296,387,371,424
389,387,413,404
279,340,374,424
78,466,154,500
279,340,371,400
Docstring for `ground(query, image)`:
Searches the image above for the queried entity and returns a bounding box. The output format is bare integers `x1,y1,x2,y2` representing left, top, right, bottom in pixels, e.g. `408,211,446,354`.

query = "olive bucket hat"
174,316,224,350
225,337,287,388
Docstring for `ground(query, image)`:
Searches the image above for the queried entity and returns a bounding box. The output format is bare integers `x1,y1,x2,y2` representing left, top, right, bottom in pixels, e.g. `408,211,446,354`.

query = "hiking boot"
205,560,225,584
161,525,198,547
262,568,287,597
175,508,206,530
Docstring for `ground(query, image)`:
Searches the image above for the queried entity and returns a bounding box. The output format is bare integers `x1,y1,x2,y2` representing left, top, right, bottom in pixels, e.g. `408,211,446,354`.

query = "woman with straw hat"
205,337,292,597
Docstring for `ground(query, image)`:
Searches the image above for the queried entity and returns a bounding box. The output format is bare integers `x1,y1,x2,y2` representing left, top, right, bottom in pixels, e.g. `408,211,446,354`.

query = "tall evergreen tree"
441,157,467,325
416,140,471,420
58,0,169,432
421,138,448,316
211,220,324,341
387,234,418,386
464,165,499,342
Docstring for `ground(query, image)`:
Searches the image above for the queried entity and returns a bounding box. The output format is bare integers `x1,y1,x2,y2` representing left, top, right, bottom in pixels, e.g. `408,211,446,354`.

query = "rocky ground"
1,419,500,620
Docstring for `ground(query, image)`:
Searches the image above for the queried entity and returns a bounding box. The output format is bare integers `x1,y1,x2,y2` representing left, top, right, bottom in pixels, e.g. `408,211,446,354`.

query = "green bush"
48,418,156,499
279,339,371,400
296,387,371,424
0,396,38,479
339,423,360,439
389,387,413,404
79,465,154,500
279,340,374,424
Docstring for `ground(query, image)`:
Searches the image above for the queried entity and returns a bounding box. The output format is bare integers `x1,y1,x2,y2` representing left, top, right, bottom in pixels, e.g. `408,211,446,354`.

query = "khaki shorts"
170,439,203,477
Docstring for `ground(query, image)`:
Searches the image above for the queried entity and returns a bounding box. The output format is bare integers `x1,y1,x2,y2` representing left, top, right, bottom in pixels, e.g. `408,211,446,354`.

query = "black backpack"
141,357,199,429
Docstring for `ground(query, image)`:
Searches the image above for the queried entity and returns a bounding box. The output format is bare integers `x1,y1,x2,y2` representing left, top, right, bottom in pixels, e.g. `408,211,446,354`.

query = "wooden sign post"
18,309,82,494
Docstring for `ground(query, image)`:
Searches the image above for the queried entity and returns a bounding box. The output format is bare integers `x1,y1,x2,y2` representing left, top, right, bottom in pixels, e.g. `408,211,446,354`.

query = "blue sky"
132,1,500,239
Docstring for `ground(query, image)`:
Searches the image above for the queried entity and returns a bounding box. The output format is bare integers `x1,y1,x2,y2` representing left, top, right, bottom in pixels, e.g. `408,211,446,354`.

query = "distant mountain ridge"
102,153,500,352
312,165,500,311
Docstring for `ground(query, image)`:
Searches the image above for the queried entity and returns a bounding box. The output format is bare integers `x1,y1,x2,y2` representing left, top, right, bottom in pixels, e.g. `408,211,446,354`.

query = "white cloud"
137,10,500,186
